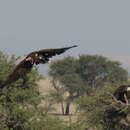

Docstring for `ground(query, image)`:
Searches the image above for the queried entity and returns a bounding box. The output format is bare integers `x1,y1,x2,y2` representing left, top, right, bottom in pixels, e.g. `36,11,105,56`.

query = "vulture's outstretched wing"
0,45,77,88
26,45,77,64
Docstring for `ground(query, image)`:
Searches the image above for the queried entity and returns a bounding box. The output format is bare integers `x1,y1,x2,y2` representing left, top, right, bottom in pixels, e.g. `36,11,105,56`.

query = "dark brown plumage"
114,85,130,103
0,45,77,88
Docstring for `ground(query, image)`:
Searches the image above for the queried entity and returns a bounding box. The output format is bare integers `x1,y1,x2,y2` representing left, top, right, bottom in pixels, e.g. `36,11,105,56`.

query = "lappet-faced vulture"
0,45,77,88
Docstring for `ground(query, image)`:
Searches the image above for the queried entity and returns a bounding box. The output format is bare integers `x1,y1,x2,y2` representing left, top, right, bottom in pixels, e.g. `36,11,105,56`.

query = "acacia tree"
49,55,128,115
49,56,86,115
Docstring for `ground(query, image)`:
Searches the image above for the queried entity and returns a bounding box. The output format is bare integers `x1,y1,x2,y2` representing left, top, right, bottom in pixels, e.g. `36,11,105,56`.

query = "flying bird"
113,85,130,104
0,45,77,88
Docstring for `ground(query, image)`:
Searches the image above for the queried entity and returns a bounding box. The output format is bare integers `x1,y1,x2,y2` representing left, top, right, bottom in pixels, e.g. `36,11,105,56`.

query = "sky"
0,0,130,74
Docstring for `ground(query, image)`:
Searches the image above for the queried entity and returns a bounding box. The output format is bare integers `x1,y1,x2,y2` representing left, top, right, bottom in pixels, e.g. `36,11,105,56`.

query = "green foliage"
0,51,59,129
0,51,17,81
0,51,45,129
78,55,128,88
49,56,77,77
29,117,67,130
49,56,87,95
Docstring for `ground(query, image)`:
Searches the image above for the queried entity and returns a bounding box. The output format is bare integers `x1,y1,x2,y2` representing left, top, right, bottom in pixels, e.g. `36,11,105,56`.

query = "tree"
49,56,86,115
49,55,128,115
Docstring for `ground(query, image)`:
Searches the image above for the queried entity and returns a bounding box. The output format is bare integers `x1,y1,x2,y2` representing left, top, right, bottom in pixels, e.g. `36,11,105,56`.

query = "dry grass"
38,78,53,94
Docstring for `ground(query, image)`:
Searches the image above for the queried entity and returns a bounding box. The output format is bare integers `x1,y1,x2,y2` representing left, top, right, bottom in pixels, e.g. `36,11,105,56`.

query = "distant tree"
49,56,86,115
49,55,128,115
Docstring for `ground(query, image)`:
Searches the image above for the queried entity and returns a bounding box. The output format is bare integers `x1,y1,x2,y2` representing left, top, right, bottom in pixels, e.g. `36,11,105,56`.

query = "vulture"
113,85,130,104
0,45,77,88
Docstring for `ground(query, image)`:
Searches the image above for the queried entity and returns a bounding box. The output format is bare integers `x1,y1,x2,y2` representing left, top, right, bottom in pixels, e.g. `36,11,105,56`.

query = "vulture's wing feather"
27,45,77,64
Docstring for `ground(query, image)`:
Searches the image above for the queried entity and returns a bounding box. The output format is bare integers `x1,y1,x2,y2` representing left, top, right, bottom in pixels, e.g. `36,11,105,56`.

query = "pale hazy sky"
0,0,130,73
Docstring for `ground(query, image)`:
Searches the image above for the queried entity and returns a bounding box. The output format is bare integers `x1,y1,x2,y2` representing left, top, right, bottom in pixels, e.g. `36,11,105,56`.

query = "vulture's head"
25,56,34,64
25,52,48,65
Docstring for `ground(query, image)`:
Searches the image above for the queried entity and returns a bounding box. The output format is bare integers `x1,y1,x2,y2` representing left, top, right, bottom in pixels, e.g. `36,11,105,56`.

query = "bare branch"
107,92,130,113
107,92,126,105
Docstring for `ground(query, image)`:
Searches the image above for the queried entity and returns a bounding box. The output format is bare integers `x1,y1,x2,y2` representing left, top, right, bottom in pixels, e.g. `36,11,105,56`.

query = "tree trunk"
61,102,64,115
65,102,70,115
